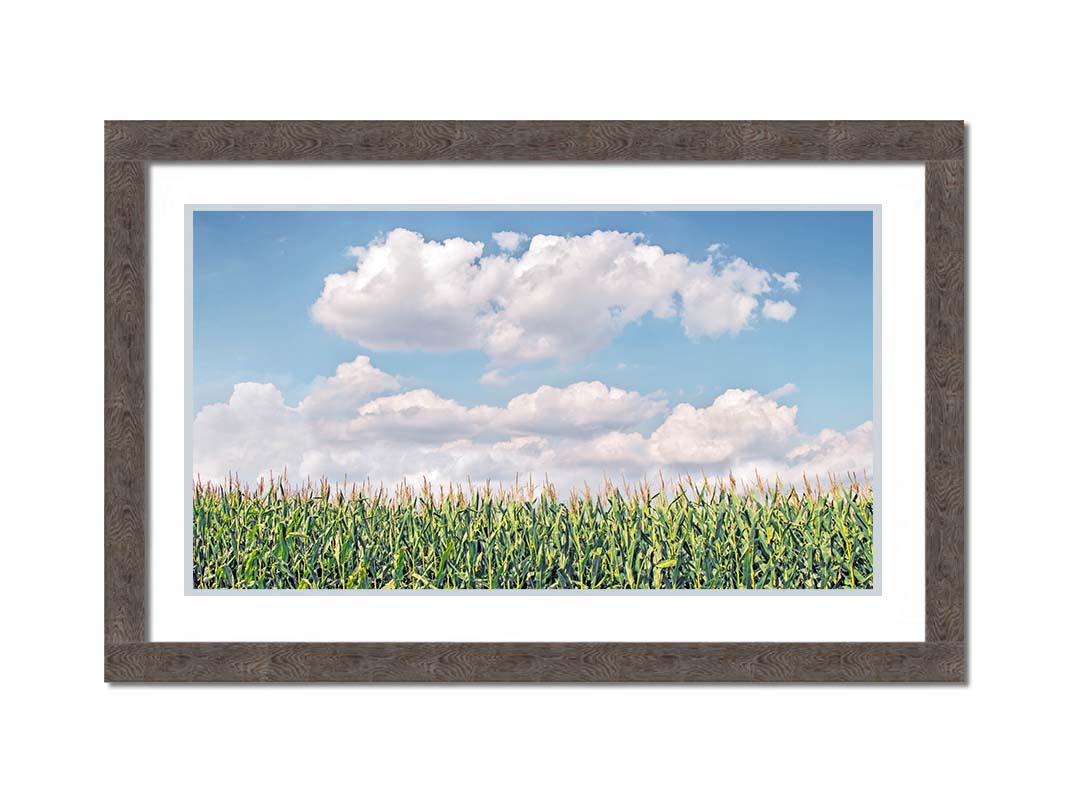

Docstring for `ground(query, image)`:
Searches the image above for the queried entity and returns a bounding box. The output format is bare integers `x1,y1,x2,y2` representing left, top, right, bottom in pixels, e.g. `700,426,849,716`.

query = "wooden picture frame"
104,121,965,682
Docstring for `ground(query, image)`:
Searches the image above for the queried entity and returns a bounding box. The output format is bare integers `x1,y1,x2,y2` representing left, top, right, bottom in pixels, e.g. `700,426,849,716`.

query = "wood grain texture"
104,159,146,646
104,120,963,163
105,642,964,682
829,121,964,161
926,158,966,644
103,120,966,682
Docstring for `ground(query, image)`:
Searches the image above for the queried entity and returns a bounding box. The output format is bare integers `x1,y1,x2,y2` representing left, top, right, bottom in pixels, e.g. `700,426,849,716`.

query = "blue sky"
194,209,872,433
192,209,874,489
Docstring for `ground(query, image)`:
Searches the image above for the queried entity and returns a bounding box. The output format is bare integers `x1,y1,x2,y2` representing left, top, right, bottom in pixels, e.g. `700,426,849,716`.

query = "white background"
1,1,1062,798
150,165,924,642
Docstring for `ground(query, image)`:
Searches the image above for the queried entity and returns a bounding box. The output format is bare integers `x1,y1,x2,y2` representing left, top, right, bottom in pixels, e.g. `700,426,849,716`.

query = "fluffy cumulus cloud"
194,357,872,492
193,382,309,483
296,356,400,417
343,390,496,442
310,228,799,365
762,299,797,322
650,389,799,465
491,230,529,252
785,421,874,478
679,258,771,337
498,382,666,436
312,230,490,352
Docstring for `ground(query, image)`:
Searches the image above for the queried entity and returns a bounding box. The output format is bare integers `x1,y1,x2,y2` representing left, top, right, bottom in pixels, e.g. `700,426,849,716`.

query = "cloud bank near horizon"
193,356,872,492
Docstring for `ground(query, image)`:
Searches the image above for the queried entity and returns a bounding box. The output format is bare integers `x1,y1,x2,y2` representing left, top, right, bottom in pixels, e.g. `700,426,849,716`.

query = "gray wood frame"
104,121,965,682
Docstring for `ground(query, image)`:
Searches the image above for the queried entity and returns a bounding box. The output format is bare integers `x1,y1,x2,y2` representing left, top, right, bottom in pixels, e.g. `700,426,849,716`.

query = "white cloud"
430,436,554,487
312,229,490,351
195,362,872,493
479,368,512,387
646,388,872,486
345,389,496,442
296,355,400,417
773,271,801,291
498,381,666,436
762,299,797,322
785,420,874,478
649,389,798,465
337,381,665,442
193,382,308,484
767,382,798,400
679,258,771,337
560,431,650,468
491,230,529,252
311,228,799,364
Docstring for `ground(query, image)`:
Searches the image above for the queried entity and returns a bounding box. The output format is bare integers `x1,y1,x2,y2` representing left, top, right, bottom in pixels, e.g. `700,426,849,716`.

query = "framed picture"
104,121,965,682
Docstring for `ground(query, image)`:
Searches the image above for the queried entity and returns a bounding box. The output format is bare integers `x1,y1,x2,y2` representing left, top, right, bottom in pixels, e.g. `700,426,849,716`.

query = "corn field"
193,475,874,590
